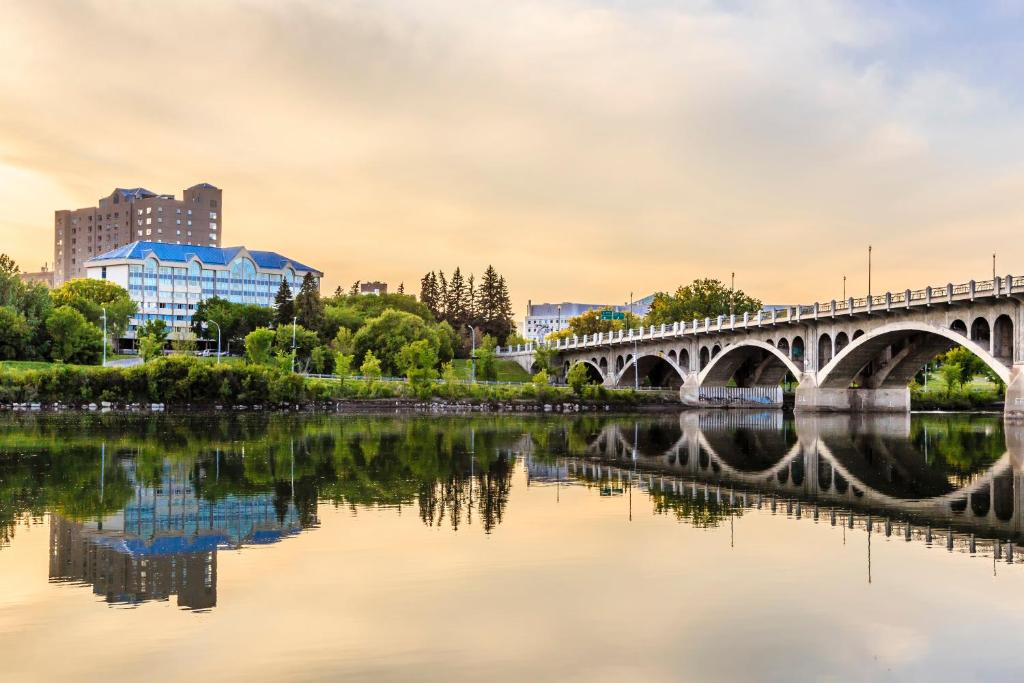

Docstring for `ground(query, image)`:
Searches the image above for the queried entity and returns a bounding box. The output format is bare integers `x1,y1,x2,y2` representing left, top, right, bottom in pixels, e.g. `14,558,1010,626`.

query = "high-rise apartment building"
54,182,223,285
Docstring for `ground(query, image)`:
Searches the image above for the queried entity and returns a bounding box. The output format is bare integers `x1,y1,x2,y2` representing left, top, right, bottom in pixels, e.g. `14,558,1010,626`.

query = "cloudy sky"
2,0,1023,312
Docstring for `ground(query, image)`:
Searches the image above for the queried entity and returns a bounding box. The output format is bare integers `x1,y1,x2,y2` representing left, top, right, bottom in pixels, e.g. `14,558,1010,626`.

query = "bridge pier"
1005,364,1024,421
794,386,911,414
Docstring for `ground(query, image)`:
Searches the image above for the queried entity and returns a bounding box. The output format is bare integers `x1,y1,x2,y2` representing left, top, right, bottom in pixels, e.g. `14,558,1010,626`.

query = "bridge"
499,274,1024,416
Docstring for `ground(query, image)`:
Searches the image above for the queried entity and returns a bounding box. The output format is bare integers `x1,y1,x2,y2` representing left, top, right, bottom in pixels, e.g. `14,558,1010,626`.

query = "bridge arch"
615,353,687,389
699,340,803,387
569,359,605,384
817,321,1011,389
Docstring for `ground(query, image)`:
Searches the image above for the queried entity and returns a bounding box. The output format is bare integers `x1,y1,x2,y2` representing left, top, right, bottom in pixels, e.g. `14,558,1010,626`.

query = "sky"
2,0,1024,315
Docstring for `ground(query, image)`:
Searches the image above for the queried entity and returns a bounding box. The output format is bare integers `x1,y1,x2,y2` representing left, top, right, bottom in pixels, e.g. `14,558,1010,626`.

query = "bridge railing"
497,274,1020,356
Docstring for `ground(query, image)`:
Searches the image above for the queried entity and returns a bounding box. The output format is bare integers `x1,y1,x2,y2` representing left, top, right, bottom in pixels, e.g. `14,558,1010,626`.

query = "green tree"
645,278,762,326
360,350,382,381
45,306,103,364
0,254,22,308
274,280,294,327
353,309,447,375
475,334,498,381
274,324,320,372
294,272,325,332
191,297,273,349
567,362,593,396
137,319,169,362
244,327,276,365
0,307,31,360
334,352,354,378
939,362,962,397
51,278,137,351
397,339,440,396
943,346,989,388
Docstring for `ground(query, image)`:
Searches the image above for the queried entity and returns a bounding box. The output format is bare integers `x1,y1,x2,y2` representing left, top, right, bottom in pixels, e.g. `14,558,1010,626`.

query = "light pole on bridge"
868,245,872,299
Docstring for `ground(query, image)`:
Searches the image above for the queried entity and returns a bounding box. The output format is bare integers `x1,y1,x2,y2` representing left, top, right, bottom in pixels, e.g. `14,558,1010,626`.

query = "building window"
146,228,152,235
101,266,107,279
209,212,217,219
146,207,152,214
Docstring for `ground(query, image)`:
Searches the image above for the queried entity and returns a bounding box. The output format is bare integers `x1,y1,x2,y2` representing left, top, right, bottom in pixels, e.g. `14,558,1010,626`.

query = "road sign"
600,310,625,321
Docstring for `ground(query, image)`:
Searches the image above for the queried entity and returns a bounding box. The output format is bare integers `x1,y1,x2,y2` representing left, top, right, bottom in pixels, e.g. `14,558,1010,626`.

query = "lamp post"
630,292,638,391
993,252,997,282
868,245,872,298
101,306,107,367
467,325,476,383
203,320,221,364
843,275,846,300
729,272,735,318
292,316,298,373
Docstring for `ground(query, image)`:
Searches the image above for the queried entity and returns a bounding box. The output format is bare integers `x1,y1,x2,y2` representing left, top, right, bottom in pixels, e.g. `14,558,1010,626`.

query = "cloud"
1,0,1022,306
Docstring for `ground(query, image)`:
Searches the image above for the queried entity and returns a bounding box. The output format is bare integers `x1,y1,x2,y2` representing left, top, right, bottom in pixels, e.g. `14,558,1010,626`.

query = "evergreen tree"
274,280,294,327
446,267,467,328
437,270,449,321
349,280,361,296
419,272,439,317
294,272,325,332
397,282,405,295
494,275,515,342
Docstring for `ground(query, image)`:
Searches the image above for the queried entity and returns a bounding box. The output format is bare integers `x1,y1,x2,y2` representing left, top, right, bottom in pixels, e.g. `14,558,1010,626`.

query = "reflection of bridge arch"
818,321,1011,389
699,340,802,387
580,416,1021,531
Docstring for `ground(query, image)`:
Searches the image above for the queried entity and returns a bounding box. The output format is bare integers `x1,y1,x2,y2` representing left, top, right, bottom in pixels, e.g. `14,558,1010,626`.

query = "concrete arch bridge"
499,275,1024,416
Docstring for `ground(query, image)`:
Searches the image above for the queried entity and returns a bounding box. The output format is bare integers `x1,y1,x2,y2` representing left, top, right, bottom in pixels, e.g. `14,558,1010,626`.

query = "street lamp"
868,245,872,298
101,306,107,367
630,291,638,391
467,325,476,383
203,320,221,363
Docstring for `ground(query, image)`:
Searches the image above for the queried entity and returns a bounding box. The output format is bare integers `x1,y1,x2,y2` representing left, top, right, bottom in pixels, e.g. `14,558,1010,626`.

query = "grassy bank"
0,356,669,408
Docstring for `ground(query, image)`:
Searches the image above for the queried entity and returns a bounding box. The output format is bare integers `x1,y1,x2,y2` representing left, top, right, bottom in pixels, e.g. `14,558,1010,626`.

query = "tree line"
419,265,515,345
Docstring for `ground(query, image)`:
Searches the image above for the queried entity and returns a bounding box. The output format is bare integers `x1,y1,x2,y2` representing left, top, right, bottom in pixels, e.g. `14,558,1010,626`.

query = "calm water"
1,411,1023,681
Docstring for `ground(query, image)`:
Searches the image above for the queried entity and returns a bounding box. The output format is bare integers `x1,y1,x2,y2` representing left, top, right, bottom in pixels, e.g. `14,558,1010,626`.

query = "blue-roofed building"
84,241,322,338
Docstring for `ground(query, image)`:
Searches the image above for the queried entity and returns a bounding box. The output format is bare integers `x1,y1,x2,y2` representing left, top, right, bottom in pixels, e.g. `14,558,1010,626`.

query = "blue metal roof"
113,187,157,201
86,241,321,274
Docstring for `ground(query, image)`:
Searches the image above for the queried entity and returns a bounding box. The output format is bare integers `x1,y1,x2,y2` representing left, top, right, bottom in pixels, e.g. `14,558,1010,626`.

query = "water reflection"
0,411,1021,612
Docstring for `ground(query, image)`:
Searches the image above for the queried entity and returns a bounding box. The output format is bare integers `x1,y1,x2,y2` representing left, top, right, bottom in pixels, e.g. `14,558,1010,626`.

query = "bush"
46,306,103,364
245,327,276,365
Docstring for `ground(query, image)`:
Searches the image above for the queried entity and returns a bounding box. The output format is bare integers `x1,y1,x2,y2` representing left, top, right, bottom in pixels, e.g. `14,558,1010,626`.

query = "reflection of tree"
910,416,1005,485
648,489,739,528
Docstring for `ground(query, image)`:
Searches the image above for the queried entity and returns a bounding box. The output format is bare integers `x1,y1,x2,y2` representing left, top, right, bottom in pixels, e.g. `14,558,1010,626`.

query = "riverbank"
0,356,677,413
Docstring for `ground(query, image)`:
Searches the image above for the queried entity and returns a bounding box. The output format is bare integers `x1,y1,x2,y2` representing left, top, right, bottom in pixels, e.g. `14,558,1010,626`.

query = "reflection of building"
48,459,305,610
84,241,322,338
54,183,223,285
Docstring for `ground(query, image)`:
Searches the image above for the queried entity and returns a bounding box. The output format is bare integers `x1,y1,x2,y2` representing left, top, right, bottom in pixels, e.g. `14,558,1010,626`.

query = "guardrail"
498,274,1020,356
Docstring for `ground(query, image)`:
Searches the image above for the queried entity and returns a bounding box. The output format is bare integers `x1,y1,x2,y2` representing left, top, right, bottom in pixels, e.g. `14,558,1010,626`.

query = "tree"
419,272,440,318
645,278,762,326
352,309,448,376
349,280,361,296
397,339,440,395
244,327,276,365
474,266,515,342
943,347,990,388
532,345,558,374
567,362,593,396
0,307,30,360
274,324,320,372
445,267,468,328
547,308,641,341
0,254,22,308
51,278,137,351
475,334,498,381
137,319,169,362
334,352,354,378
191,297,274,348
360,351,382,381
45,306,103,364
294,272,325,332
274,280,294,327
397,282,405,295
333,327,355,355
939,362,962,397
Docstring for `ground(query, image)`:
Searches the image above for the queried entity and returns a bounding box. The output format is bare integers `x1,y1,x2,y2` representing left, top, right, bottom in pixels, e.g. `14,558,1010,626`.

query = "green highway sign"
600,310,625,321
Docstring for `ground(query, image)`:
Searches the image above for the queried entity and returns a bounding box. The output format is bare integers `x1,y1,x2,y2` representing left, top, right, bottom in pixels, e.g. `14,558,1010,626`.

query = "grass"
0,360,88,372
450,358,532,382
916,373,999,396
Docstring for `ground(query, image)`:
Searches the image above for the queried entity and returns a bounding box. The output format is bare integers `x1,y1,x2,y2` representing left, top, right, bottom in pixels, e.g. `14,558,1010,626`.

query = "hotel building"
54,183,223,285
84,241,322,338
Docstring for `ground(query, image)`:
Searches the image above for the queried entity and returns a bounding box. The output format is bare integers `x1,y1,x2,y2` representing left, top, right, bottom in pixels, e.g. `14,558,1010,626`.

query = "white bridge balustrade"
498,274,1024,417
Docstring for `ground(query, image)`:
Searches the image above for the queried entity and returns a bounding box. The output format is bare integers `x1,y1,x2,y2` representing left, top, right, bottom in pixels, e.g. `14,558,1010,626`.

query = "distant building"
54,183,223,286
523,297,653,342
359,281,388,296
18,263,54,288
84,241,321,339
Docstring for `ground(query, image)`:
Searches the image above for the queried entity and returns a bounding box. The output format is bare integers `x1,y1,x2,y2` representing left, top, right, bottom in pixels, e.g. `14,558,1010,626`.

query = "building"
18,263,54,288
54,183,223,285
523,297,655,342
359,281,388,296
84,241,322,339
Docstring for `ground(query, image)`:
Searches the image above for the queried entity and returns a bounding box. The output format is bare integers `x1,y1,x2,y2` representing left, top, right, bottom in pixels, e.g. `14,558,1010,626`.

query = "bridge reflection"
533,412,1023,562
